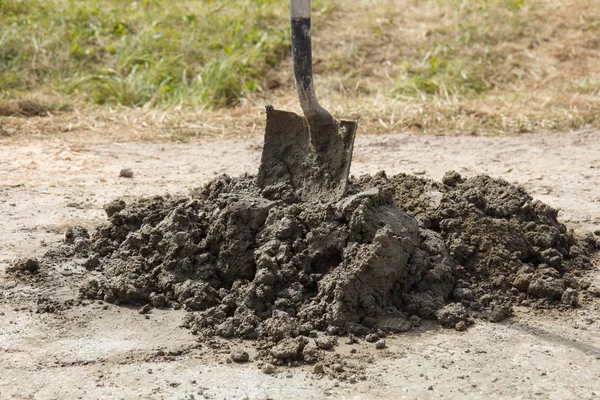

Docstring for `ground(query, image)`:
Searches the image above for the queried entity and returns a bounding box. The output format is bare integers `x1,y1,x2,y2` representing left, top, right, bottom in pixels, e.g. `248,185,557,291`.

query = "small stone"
365,333,379,343
375,339,386,349
314,336,336,350
455,321,467,331
230,349,249,363
261,364,276,375
120,168,134,178
442,170,463,186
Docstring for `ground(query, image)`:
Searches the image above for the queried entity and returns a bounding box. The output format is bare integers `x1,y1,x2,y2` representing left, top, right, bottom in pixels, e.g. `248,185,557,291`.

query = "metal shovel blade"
257,107,357,202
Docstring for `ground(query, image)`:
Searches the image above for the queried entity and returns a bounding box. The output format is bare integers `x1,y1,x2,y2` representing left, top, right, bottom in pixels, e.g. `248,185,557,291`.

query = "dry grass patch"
264,0,600,135
0,100,265,142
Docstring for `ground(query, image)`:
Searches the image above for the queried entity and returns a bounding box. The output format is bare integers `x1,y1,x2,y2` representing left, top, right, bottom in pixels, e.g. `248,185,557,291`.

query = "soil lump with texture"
70,171,596,355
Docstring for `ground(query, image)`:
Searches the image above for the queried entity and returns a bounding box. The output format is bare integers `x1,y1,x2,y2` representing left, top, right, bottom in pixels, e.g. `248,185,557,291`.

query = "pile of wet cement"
68,172,596,353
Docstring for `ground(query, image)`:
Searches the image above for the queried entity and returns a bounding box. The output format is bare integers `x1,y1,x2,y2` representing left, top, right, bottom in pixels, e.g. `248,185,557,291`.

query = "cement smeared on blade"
257,108,356,202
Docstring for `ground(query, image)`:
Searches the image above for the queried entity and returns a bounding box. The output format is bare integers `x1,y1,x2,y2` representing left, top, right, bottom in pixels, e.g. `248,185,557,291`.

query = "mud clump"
72,171,596,354
7,258,40,274
435,303,473,329
79,175,454,341
382,171,597,314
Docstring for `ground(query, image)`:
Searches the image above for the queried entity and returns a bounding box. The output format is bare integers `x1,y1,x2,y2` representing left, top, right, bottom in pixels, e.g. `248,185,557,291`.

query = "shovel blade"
257,108,357,202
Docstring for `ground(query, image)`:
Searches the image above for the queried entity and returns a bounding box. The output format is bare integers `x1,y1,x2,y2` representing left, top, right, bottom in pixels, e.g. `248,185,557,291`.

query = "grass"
392,0,528,99
0,0,309,107
0,0,599,140
300,0,600,135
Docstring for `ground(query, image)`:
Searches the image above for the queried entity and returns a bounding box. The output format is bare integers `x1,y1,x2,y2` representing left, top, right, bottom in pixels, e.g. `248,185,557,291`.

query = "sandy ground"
1,129,600,399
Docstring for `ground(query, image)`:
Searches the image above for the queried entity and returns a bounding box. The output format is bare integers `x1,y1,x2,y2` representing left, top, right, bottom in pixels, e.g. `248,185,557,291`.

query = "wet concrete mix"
50,171,597,366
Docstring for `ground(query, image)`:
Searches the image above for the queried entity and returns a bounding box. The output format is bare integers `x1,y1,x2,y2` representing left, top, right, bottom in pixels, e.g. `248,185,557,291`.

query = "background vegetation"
0,0,310,107
0,0,598,139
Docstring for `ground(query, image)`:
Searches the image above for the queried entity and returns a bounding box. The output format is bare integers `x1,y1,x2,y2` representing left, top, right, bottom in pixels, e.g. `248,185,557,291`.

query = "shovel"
257,0,358,202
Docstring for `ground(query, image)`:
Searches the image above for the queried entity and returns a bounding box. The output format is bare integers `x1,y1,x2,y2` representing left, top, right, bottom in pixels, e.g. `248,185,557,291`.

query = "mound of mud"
383,172,597,309
67,172,596,358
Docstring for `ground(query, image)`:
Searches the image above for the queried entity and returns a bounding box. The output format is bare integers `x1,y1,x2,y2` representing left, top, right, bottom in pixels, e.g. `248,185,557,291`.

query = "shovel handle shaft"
290,0,333,125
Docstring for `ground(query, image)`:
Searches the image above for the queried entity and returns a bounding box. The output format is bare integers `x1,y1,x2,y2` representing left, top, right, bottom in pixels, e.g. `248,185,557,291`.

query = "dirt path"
1,130,599,399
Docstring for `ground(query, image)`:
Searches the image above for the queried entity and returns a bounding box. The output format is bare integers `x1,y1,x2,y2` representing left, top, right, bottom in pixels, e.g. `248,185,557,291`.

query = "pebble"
119,168,134,178
375,339,387,349
455,321,467,331
262,364,276,375
365,333,379,343
230,349,249,363
315,336,336,350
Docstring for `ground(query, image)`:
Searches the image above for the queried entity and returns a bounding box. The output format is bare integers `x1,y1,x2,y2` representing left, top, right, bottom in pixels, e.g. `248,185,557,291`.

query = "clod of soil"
383,172,597,312
7,258,40,274
61,171,596,360
119,168,134,178
230,349,250,363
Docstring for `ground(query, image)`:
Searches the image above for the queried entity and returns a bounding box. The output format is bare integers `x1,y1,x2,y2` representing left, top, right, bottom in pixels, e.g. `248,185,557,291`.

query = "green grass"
394,56,491,98
0,0,318,108
393,0,527,99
